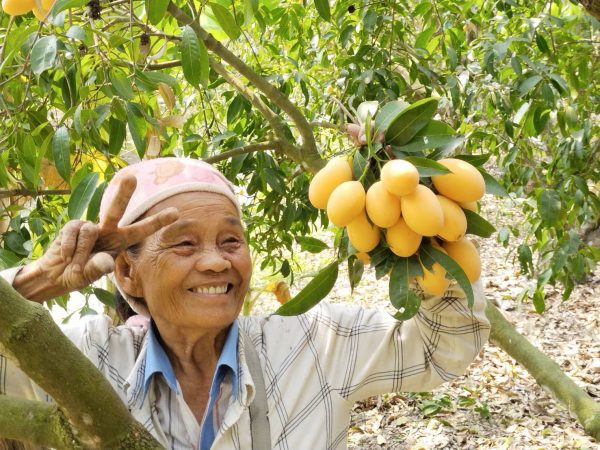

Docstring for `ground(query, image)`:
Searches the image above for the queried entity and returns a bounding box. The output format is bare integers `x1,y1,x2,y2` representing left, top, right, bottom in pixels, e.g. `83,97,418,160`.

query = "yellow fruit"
386,217,422,257
42,0,54,9
437,195,467,242
401,184,444,236
2,0,35,15
459,201,478,212
355,252,371,265
365,181,401,228
381,159,419,196
32,5,47,20
347,212,380,252
308,157,353,209
417,255,450,296
326,181,366,227
443,238,481,283
431,158,485,202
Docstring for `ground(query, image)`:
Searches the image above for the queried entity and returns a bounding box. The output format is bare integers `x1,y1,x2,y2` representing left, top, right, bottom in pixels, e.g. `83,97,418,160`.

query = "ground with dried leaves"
252,197,599,449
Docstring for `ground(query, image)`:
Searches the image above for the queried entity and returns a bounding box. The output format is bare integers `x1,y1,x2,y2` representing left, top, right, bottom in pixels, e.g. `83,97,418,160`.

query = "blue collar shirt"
143,321,239,450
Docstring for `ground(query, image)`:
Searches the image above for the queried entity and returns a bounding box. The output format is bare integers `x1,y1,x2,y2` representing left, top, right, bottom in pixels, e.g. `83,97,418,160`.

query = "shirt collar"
142,320,240,399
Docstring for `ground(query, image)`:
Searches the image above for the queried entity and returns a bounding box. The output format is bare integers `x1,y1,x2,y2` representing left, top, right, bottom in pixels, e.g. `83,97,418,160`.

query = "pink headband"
100,157,241,227
99,157,242,317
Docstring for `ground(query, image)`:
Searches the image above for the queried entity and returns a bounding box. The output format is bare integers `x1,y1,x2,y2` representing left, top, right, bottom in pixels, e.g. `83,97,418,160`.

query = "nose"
194,246,232,272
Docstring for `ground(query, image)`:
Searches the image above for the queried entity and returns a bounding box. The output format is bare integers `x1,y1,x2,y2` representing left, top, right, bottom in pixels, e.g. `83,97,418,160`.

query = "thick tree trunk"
486,299,600,441
0,278,163,449
578,0,600,20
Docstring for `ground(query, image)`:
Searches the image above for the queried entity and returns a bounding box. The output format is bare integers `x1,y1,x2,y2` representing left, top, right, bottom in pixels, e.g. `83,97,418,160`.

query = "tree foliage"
0,0,598,314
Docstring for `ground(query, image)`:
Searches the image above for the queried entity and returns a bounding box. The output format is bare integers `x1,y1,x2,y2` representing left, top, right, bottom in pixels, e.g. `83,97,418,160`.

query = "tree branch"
166,2,324,173
577,0,600,20
0,396,82,449
310,121,347,131
203,141,283,164
0,189,71,199
486,299,600,441
0,278,163,449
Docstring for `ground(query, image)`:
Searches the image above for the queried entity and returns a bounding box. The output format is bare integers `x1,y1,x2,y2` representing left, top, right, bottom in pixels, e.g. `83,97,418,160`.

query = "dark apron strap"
240,328,271,450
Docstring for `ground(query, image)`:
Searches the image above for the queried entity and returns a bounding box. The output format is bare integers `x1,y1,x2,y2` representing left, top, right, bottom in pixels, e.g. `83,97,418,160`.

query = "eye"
174,240,195,247
222,236,242,246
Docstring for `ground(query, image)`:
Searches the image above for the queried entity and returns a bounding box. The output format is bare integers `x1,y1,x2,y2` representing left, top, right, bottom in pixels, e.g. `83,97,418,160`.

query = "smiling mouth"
188,283,234,295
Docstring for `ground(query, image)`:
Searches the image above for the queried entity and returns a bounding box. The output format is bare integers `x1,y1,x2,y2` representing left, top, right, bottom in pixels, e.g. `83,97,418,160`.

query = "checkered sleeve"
313,279,490,403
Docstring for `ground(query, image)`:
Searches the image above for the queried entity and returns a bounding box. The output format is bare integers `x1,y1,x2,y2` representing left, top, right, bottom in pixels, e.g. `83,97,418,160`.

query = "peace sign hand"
13,175,178,303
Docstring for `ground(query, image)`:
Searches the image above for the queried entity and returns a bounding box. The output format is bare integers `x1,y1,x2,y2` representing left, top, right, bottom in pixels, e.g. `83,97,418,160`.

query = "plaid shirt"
0,268,489,449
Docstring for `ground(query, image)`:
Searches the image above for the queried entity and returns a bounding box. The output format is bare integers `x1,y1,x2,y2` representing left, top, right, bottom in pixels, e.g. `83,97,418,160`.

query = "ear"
114,252,144,298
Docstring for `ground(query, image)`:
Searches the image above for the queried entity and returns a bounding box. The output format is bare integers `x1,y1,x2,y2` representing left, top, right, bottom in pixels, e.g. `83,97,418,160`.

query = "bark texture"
578,0,600,20
486,299,600,441
0,277,163,449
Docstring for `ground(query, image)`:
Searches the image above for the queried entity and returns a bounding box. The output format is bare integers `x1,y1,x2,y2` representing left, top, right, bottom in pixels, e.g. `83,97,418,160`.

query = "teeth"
193,284,228,295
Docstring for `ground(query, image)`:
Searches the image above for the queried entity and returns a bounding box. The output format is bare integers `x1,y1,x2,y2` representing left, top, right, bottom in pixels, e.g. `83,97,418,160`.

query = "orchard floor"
250,196,600,450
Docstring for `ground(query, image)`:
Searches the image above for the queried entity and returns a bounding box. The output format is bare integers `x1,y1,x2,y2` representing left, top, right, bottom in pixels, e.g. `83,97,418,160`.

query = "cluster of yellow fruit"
1,0,55,20
309,156,485,295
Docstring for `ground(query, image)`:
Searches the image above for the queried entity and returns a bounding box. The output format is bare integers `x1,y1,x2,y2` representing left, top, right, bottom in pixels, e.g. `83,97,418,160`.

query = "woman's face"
123,191,252,331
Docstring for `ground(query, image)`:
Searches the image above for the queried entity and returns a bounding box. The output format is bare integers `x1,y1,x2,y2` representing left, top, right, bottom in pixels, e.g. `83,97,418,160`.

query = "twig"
203,141,283,164
310,121,346,131
0,189,71,199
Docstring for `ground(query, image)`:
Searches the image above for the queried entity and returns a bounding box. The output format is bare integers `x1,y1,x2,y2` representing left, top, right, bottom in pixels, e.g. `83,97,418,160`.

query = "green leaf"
464,209,496,238
244,0,258,25
30,36,57,76
92,287,116,309
517,244,534,275
385,98,439,146
402,156,451,177
68,172,99,219
532,287,545,313
108,117,126,155
348,257,364,293
548,73,569,96
519,75,543,97
420,244,474,308
535,32,549,54
314,0,331,21
66,25,87,42
126,103,147,158
52,126,71,183
180,25,209,87
397,120,462,153
109,69,134,101
210,3,242,40
86,182,107,222
295,236,329,253
275,262,338,316
352,151,367,179
374,101,409,135
538,189,561,225
415,26,435,50
479,170,508,196
452,153,491,167
50,0,87,16
389,257,423,320
145,0,170,25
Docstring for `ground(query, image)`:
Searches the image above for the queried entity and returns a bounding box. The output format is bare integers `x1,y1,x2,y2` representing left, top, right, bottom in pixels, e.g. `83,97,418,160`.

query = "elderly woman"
1,158,490,449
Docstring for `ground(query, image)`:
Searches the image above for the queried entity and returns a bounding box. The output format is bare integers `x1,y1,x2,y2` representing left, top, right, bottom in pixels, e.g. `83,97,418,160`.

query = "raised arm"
10,175,178,303
304,280,490,403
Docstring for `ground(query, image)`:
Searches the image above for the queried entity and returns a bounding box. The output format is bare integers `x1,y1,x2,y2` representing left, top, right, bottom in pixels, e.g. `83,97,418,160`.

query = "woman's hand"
12,175,178,302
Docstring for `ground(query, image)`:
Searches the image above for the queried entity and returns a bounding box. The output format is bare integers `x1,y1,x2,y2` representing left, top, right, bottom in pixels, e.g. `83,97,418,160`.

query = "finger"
71,223,98,273
60,221,85,263
123,207,179,247
99,174,137,229
83,252,115,283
